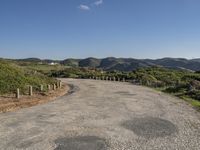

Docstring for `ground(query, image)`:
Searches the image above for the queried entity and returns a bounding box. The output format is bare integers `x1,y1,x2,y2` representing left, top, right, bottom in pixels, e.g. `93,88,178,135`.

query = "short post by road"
106,77,108,80
53,84,56,90
40,84,44,92
56,81,60,89
113,77,116,81
47,84,51,91
59,81,62,88
29,86,33,96
102,76,105,80
16,88,20,99
123,78,125,82
118,78,120,82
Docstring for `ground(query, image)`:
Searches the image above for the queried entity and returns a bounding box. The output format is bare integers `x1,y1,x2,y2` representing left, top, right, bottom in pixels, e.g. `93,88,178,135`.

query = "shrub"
0,61,56,94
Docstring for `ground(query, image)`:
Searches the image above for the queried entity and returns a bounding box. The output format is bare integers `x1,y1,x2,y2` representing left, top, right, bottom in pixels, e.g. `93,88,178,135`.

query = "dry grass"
0,84,69,113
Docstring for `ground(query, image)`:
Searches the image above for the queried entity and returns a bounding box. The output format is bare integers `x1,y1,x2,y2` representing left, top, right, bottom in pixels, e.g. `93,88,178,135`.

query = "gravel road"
0,79,200,150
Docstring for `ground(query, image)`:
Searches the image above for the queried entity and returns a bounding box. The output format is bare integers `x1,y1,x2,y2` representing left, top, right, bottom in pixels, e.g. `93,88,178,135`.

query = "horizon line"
0,56,199,61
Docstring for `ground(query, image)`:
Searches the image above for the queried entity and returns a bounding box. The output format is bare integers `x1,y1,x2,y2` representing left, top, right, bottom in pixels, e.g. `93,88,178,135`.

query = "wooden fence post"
59,81,62,88
47,84,51,91
29,86,33,96
56,81,59,89
40,85,43,92
53,84,56,90
16,88,20,99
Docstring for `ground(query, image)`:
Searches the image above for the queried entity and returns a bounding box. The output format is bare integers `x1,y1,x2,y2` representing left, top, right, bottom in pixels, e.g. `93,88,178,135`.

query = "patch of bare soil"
0,84,69,113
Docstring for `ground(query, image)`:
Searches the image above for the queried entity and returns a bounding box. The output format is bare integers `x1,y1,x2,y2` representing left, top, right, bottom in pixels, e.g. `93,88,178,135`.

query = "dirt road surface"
0,79,200,150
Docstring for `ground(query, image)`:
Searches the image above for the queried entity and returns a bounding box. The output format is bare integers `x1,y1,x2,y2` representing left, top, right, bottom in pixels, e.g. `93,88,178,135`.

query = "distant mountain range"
76,57,200,71
3,57,200,72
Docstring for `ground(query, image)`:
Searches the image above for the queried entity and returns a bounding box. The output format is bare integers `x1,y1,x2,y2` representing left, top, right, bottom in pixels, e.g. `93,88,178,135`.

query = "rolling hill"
76,57,200,71
2,57,200,72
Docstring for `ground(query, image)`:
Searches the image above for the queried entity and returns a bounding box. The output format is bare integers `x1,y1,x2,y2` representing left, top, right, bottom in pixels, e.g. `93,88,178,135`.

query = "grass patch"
154,87,200,110
21,64,68,74
179,96,200,110
0,60,56,95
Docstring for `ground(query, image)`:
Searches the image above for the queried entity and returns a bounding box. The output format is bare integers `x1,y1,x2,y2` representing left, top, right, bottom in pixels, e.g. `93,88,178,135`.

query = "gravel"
0,79,200,150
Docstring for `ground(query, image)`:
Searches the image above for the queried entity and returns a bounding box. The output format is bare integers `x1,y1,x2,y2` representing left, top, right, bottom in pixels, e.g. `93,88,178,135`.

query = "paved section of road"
0,79,200,150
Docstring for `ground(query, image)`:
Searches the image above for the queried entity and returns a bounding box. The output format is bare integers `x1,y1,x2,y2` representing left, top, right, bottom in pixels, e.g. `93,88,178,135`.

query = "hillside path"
0,79,200,150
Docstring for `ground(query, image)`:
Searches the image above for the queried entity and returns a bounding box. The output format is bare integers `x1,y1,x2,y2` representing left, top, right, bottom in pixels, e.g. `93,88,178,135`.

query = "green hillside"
0,60,56,95
3,57,200,72
79,57,101,68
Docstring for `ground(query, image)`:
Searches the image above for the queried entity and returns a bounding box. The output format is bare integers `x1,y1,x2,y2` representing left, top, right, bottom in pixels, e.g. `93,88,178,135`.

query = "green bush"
48,65,200,104
0,61,56,94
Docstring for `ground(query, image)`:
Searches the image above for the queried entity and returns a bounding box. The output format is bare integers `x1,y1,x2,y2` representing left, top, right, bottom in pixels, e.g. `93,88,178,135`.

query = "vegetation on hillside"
21,63,68,75
3,57,200,71
0,60,56,95
49,66,200,109
1,57,200,109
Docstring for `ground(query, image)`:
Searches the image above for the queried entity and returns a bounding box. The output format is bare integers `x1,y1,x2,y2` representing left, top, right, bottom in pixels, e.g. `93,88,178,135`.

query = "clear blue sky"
0,0,200,59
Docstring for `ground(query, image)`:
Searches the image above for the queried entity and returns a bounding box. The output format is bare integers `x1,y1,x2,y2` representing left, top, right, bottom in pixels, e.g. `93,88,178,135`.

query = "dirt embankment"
0,84,70,113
